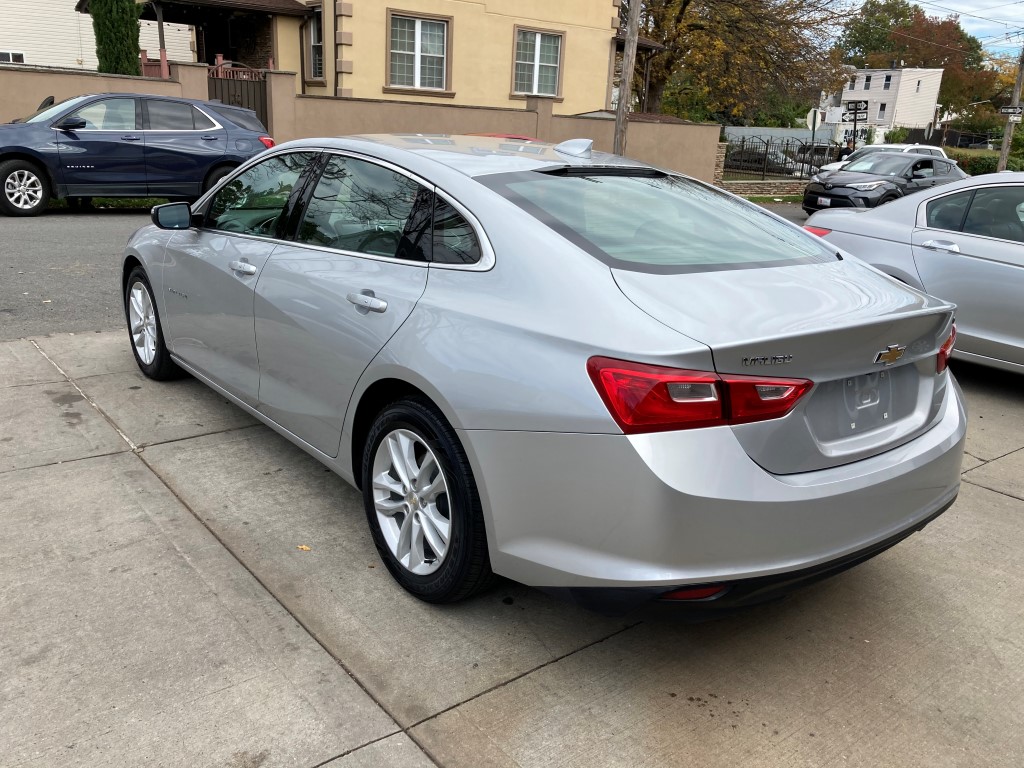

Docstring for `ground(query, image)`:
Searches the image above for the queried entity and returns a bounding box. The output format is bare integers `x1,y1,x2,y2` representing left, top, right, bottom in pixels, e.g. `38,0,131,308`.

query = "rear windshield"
208,106,266,132
480,170,838,274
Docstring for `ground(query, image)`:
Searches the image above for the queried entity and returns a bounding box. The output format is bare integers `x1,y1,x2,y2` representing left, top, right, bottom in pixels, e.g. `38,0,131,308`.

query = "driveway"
2,210,1023,767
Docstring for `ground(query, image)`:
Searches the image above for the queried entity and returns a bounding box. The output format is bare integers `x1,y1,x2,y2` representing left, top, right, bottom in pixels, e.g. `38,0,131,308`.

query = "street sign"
841,111,869,122
999,106,1023,115
825,106,844,125
1010,114,1022,123
846,100,868,111
805,108,822,131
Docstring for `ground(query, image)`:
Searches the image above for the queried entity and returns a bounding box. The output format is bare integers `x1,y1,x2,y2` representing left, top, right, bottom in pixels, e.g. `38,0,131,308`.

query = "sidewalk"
2,332,1024,767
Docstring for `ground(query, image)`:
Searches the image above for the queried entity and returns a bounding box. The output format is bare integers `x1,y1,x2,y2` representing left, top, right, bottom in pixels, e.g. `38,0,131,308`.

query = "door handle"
201,135,219,141
229,260,258,275
346,292,388,313
121,135,141,141
920,240,960,253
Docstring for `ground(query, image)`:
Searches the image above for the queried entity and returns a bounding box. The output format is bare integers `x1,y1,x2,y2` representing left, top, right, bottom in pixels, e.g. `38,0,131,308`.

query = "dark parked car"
0,93,274,216
803,152,966,215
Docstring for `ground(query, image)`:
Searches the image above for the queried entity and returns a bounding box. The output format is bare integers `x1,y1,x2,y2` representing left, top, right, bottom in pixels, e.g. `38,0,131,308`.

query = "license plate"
817,197,831,207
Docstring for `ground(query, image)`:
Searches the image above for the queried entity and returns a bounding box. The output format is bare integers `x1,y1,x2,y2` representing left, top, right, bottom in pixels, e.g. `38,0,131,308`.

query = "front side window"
390,15,447,90
961,186,1024,242
926,190,971,231
482,170,838,274
69,98,137,130
295,155,432,261
206,152,316,237
309,6,324,80
514,30,561,96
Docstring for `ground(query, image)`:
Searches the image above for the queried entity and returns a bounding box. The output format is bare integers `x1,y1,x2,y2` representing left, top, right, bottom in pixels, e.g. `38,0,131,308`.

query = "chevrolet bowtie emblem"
874,344,906,365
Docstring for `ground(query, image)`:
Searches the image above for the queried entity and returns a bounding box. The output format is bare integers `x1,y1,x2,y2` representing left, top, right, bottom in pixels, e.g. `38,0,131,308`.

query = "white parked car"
820,144,949,174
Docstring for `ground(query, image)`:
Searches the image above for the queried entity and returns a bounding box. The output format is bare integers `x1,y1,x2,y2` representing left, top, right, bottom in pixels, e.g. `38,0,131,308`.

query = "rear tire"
0,159,50,217
361,398,493,603
124,266,182,381
203,165,235,193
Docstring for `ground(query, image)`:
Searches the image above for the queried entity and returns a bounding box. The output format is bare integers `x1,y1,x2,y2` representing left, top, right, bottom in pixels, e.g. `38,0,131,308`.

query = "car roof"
274,134,655,177
76,92,257,113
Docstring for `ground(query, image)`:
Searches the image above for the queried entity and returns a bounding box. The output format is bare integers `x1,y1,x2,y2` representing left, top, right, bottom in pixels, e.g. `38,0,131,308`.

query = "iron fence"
723,136,840,181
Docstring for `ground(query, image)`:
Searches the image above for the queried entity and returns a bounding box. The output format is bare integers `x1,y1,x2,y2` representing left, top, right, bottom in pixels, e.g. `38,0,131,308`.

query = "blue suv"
0,93,275,216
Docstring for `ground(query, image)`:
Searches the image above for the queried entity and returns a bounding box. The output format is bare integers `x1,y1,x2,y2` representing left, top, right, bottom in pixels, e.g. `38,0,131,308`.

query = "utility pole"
998,45,1024,171
613,0,643,155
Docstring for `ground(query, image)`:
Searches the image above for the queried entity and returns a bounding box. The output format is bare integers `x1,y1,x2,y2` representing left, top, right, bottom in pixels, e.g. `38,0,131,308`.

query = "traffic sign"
1010,114,1022,123
999,106,1023,115
846,100,868,111
841,111,869,123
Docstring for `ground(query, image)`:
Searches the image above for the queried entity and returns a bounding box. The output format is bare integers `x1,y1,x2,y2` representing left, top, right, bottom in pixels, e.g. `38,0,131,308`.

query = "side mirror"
151,202,193,230
55,117,87,131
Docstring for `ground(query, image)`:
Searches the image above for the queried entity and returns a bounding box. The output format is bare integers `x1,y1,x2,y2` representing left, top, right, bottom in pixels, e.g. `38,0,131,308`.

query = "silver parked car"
122,135,966,612
806,173,1024,374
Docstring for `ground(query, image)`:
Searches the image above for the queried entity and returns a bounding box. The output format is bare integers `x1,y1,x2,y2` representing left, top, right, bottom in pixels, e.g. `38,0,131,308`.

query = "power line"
913,0,1021,25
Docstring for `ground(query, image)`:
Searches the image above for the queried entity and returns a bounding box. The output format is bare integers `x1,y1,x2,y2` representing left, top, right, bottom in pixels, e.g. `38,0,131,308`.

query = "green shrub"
947,150,999,175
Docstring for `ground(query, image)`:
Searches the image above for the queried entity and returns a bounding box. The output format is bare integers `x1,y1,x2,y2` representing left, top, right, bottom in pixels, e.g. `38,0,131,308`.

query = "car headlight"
810,174,821,183
847,181,887,191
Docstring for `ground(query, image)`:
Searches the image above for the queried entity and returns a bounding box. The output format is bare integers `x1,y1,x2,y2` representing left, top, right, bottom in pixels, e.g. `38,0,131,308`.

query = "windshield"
843,154,912,175
23,95,92,124
844,146,900,163
481,170,839,274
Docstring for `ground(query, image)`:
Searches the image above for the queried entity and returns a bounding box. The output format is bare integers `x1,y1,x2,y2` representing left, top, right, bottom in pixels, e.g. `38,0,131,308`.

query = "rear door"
912,185,1024,366
142,98,226,198
254,153,435,457
159,151,319,405
55,96,146,196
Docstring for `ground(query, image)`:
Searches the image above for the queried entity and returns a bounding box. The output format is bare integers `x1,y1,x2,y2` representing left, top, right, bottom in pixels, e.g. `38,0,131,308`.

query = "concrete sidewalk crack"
962,477,1024,504
28,339,139,452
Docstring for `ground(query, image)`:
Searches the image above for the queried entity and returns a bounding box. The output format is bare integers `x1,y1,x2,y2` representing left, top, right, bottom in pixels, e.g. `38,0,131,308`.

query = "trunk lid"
613,260,956,474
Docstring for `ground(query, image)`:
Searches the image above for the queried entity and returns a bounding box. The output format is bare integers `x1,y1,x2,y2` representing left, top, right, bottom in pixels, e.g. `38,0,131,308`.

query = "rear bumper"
460,374,966,599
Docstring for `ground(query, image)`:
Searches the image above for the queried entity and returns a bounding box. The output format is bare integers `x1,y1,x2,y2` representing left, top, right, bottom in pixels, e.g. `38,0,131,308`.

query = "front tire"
124,266,182,380
362,398,493,603
0,159,50,217
203,165,235,193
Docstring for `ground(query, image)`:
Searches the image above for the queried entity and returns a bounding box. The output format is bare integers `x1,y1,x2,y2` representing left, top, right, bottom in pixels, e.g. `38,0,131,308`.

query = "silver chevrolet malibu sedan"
121,134,966,613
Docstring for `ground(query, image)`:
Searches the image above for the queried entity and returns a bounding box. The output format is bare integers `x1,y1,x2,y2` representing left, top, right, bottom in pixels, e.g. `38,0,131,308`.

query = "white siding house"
0,0,193,70
838,67,943,141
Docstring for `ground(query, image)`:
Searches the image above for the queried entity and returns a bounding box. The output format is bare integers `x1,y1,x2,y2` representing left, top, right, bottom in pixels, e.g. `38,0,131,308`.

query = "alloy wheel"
4,169,43,210
371,428,452,575
128,282,158,365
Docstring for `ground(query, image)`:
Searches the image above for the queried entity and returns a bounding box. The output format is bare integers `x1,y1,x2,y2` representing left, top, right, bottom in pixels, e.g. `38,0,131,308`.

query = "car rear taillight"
803,225,832,237
587,357,812,434
937,322,957,373
258,136,276,149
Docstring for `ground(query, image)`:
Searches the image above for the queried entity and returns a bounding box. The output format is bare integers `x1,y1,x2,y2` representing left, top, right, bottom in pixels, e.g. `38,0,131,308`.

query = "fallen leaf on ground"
296,544,311,551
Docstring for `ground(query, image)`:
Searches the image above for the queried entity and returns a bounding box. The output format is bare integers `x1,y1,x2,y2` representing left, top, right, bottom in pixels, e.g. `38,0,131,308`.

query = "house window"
308,6,324,81
849,76,857,90
0,51,25,64
878,103,887,119
883,74,892,90
390,14,448,90
917,79,922,93
864,75,872,90
514,29,562,96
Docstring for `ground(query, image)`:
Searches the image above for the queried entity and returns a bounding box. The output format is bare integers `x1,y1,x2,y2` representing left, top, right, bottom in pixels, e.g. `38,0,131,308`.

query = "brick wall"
720,180,807,197
713,142,727,185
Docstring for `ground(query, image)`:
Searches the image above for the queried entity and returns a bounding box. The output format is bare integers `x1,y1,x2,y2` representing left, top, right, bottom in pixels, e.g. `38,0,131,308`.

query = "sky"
903,0,1024,52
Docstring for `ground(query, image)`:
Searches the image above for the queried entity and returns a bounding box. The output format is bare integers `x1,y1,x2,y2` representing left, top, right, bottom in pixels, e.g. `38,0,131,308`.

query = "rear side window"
482,170,837,274
193,108,217,130
433,198,481,264
961,186,1024,242
147,100,196,130
209,106,266,132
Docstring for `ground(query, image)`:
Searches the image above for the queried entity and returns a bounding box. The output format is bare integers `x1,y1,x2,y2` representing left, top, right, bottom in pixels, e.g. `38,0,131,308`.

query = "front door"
912,184,1024,366
142,98,227,198
55,96,146,196
159,151,319,405
255,153,433,457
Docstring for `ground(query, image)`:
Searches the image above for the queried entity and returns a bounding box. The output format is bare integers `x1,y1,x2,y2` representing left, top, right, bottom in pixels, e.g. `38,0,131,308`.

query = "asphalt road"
0,209,148,341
